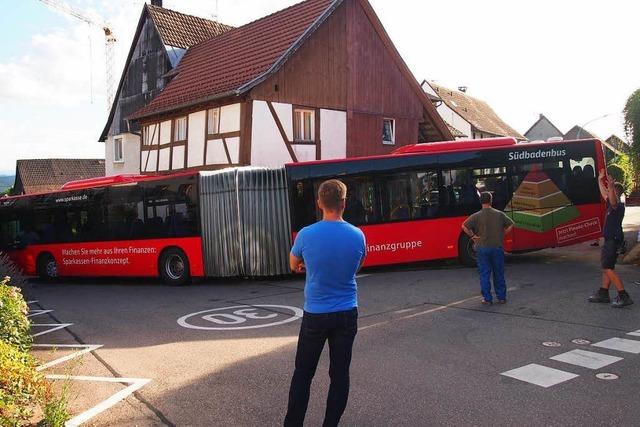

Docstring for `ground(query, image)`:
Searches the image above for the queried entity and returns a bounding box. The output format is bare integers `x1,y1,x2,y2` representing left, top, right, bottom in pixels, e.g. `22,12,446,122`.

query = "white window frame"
207,108,221,135
113,137,124,163
293,108,315,143
382,118,395,145
173,116,188,141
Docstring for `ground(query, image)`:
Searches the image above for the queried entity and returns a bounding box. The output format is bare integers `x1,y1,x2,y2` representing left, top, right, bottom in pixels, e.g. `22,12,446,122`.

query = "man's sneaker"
481,299,492,305
588,289,610,303
611,293,634,308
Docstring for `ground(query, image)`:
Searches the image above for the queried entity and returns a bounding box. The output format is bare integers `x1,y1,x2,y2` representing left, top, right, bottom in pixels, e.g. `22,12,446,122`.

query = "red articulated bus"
286,137,607,267
0,172,203,285
0,137,607,284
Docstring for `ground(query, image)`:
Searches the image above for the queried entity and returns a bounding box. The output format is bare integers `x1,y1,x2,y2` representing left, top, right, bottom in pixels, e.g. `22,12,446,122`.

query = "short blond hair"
318,179,347,211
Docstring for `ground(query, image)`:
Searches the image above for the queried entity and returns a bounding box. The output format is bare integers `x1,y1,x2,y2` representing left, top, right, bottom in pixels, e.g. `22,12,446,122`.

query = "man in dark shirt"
589,170,632,307
462,192,514,304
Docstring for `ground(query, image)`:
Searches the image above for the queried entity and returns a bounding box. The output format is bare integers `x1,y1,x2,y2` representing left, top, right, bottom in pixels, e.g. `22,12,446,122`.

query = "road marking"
501,364,579,388
592,337,640,354
550,349,623,370
356,274,371,279
359,287,517,332
27,300,39,304
627,329,640,337
27,309,53,318
30,323,73,337
595,373,619,380
33,344,103,371
177,305,303,331
45,375,151,427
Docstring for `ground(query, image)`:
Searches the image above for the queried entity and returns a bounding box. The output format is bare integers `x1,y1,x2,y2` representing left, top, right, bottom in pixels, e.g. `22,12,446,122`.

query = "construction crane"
38,0,116,109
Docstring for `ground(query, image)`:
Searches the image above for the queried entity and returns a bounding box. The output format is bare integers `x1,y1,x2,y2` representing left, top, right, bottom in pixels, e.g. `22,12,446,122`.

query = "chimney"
458,86,467,93
151,0,163,6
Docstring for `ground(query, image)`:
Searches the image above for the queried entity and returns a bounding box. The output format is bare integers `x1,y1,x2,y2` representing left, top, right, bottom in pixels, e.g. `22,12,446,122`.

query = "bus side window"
343,176,378,225
291,180,317,230
441,169,481,216
568,157,597,204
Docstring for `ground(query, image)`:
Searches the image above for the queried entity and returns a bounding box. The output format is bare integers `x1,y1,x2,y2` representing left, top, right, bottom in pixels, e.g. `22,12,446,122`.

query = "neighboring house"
421,81,526,142
11,159,105,195
565,126,623,162
523,114,563,142
129,0,452,173
99,0,232,176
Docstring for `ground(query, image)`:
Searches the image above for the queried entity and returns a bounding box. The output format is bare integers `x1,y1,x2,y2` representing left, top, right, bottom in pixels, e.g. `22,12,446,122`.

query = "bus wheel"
37,253,58,280
458,234,477,267
159,248,191,286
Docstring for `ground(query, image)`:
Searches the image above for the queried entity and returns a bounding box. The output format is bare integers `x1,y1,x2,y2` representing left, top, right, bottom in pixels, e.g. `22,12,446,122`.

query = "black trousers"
284,308,358,427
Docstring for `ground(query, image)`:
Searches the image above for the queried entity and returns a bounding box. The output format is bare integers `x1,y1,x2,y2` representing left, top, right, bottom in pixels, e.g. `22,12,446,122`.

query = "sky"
0,0,639,175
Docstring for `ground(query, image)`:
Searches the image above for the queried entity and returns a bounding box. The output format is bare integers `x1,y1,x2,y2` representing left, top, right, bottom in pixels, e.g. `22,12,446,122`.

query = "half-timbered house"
99,0,232,176
129,0,452,174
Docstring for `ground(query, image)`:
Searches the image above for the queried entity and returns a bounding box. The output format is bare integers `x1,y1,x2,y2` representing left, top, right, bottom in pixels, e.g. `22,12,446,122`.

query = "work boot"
611,292,634,308
588,288,610,303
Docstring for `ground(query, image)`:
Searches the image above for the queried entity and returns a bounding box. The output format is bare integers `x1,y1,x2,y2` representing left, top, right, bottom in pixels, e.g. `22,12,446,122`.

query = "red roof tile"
132,0,337,119
15,159,105,195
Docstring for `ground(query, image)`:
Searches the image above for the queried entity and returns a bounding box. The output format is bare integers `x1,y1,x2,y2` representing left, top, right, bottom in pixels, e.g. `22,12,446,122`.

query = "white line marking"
27,300,39,304
27,309,53,318
592,337,640,354
45,375,151,427
550,349,623,370
33,344,103,371
356,274,371,279
501,363,579,388
359,287,517,332
30,323,73,338
627,330,640,337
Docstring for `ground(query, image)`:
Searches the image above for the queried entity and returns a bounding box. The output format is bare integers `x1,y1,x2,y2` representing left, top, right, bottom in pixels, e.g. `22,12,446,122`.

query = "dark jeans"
284,308,358,427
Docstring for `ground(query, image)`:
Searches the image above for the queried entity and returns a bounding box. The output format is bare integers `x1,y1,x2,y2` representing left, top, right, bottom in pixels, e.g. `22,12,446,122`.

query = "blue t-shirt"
291,220,366,314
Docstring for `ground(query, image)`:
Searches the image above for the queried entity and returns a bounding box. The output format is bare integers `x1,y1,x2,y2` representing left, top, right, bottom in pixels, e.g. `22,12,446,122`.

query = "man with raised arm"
588,170,633,307
285,179,366,427
462,191,514,305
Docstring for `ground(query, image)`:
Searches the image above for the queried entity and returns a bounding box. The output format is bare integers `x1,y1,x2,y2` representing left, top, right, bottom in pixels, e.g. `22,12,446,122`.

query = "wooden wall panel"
347,113,419,157
250,4,347,110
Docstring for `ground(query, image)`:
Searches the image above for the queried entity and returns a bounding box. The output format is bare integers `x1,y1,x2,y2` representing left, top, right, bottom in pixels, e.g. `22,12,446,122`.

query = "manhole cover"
572,339,591,345
542,341,562,347
596,373,619,380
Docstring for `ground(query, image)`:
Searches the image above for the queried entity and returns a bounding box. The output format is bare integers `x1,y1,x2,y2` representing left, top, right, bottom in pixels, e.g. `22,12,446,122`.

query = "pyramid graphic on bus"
507,168,579,233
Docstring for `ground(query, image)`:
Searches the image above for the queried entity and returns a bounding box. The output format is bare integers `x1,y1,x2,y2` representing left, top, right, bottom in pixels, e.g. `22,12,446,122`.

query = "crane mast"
38,0,116,109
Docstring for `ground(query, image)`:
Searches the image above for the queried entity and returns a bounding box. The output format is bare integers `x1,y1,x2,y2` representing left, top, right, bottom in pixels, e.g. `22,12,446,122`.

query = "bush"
608,154,634,193
0,252,30,298
0,278,31,353
0,341,45,426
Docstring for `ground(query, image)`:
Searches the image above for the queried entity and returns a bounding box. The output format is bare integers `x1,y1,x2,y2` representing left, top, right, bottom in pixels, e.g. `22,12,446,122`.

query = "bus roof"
1,172,198,201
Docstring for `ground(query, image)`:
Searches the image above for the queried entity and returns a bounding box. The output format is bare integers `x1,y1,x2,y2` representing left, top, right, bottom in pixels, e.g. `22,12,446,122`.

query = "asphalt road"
28,208,640,426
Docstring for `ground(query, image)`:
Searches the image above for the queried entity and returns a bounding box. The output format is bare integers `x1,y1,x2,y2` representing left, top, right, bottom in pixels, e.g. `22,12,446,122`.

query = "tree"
623,88,640,189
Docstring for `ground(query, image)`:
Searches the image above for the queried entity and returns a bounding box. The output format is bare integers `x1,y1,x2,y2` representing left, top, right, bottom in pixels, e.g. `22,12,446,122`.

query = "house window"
382,118,395,145
207,108,220,135
114,138,124,162
293,109,315,142
173,117,187,141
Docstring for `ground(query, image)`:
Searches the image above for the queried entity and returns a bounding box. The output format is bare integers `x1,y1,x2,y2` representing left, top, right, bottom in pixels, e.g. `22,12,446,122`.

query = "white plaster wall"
188,111,205,167
436,103,472,139
158,147,170,171
219,103,241,133
250,100,294,167
226,136,240,164
206,139,228,164
160,120,172,145
320,109,346,160
105,133,141,176
142,150,157,172
292,145,316,162
147,123,160,145
172,146,185,169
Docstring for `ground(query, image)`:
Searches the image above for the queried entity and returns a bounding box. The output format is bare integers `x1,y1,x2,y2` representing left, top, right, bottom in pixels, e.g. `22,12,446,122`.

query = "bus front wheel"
37,253,58,280
458,234,477,267
159,248,191,286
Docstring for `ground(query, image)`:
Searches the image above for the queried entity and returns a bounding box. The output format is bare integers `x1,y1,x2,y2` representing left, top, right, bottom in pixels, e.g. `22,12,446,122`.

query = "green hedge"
0,277,47,426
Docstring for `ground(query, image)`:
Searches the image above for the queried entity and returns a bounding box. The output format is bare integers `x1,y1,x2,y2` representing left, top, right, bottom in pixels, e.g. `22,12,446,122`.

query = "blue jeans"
284,308,358,427
476,247,506,302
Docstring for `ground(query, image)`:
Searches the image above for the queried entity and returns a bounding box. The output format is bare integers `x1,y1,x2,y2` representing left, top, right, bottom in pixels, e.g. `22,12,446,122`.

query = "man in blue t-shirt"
284,179,366,427
588,170,633,307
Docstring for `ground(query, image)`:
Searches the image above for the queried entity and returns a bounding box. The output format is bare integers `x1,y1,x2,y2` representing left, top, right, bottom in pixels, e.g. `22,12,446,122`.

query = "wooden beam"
222,137,232,164
239,101,253,165
267,101,298,163
315,107,321,160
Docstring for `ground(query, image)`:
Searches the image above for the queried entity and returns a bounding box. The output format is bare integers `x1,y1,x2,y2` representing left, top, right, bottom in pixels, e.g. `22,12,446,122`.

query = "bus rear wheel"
159,248,191,286
37,253,58,280
458,234,477,267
